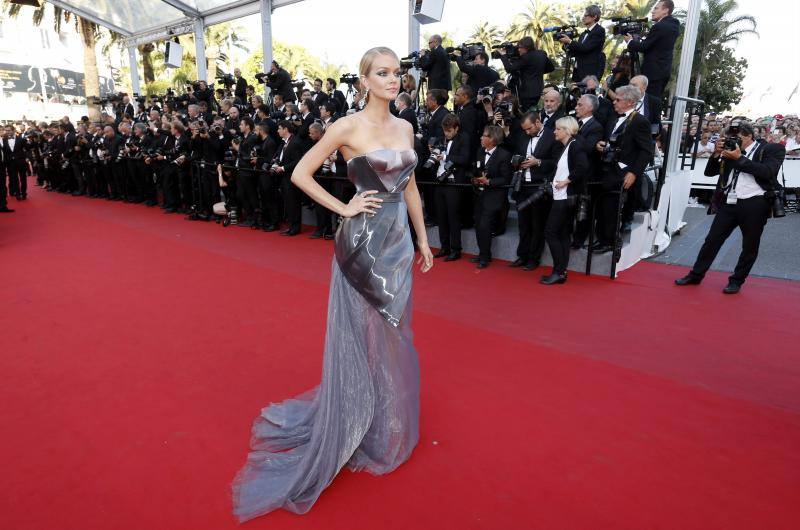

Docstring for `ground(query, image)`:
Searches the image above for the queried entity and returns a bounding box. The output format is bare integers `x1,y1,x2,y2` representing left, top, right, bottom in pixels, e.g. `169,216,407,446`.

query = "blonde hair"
555,116,579,137
359,46,400,78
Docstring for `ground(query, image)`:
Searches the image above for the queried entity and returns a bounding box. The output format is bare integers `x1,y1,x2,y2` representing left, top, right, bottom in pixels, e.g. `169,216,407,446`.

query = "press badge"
726,189,738,204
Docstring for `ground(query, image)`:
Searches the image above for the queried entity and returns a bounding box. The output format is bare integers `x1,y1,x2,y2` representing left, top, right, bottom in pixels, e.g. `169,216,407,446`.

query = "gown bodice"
334,149,418,327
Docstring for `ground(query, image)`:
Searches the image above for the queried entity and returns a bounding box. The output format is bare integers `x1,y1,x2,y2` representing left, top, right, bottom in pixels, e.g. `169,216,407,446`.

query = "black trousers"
545,199,574,274
314,177,334,235
647,78,667,99
237,169,260,221
198,164,218,213
597,170,638,245
515,189,551,264
162,164,181,208
435,184,462,252
281,173,302,229
259,172,282,225
0,162,7,208
6,159,27,196
179,165,192,208
474,194,505,260
689,196,770,285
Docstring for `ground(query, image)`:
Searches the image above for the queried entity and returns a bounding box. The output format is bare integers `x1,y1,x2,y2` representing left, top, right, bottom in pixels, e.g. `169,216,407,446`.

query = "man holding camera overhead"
624,0,680,98
558,4,606,82
453,49,500,95
675,120,786,294
498,36,555,112
419,34,452,92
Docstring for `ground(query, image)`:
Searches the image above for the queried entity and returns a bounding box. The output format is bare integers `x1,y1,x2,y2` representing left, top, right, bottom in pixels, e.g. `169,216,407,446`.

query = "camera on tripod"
216,73,236,88
611,17,649,36
339,73,359,86
400,52,422,70
446,42,485,61
490,41,519,60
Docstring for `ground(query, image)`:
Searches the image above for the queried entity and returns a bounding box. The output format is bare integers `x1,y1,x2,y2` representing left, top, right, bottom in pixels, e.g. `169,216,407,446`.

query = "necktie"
578,119,584,129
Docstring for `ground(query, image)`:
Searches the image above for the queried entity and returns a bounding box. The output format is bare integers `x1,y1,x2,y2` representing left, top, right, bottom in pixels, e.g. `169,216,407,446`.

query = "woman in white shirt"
541,117,589,285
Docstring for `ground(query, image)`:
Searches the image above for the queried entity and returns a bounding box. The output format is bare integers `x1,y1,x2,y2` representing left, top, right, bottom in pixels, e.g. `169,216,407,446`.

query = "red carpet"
2,178,800,530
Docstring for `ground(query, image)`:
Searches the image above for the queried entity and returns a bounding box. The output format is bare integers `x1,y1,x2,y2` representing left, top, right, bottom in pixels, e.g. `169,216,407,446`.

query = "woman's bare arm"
402,123,433,272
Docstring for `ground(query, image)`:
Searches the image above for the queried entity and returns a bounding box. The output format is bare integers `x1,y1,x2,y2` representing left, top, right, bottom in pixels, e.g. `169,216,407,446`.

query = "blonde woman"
232,47,433,521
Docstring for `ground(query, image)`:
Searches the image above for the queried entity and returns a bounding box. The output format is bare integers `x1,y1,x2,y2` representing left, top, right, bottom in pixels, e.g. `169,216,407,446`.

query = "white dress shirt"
524,132,542,182
552,141,573,201
733,141,764,200
436,139,454,179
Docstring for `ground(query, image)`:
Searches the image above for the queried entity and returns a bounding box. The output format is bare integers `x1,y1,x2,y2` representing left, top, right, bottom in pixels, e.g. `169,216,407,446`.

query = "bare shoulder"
392,115,414,147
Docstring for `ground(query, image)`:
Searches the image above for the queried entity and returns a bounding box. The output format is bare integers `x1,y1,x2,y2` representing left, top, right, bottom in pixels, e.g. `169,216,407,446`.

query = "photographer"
266,61,296,103
162,121,190,213
624,0,680,98
559,5,606,82
511,112,557,270
498,36,555,111
540,89,565,131
272,120,304,236
629,75,662,136
234,117,261,227
395,93,418,134
234,68,249,103
126,123,150,203
541,117,589,285
572,94,605,249
675,121,786,294
4,125,29,200
472,125,512,269
454,50,499,95
190,80,214,106
252,122,279,231
311,78,329,109
269,94,286,121
454,85,483,162
592,85,654,253
305,122,336,239
432,114,470,261
297,99,316,146
325,78,347,115
419,34,452,92
421,89,451,225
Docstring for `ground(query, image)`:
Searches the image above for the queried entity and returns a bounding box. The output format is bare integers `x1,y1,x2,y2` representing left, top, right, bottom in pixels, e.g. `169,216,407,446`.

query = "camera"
611,17,649,37
490,42,519,60
543,25,579,41
446,42,485,61
477,86,494,104
254,72,268,84
766,190,787,218
509,154,526,197
517,181,552,211
496,100,514,123
601,135,621,164
435,160,456,182
400,52,421,70
216,73,236,88
423,142,444,170
339,73,359,85
723,122,742,151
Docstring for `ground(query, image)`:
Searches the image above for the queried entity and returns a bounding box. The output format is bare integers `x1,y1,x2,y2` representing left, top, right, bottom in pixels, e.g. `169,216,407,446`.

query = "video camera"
400,52,422,70
446,42,485,61
543,25,579,41
339,73,359,86
490,41,519,60
216,73,236,88
611,17,649,37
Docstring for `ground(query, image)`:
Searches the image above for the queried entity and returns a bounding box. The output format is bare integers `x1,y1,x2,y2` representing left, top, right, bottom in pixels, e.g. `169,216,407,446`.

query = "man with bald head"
539,89,564,130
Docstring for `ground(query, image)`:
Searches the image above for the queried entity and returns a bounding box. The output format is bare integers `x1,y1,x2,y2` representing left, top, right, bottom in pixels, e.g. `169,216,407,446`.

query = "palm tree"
692,0,757,98
469,21,503,51
504,0,568,60
3,0,111,120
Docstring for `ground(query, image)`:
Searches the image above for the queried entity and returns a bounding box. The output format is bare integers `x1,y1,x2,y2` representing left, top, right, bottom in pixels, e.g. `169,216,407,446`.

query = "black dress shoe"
323,233,335,240
570,241,585,250
163,208,177,214
540,272,567,285
434,249,451,258
444,251,461,262
263,224,278,232
723,282,741,294
592,244,613,254
477,260,490,269
309,230,324,239
0,206,14,213
675,275,702,286
281,228,300,236
469,256,481,264
522,261,539,271
509,258,525,268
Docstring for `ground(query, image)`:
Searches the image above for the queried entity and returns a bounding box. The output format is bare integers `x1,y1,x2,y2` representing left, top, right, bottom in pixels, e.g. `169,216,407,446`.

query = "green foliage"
695,42,747,112
241,41,346,87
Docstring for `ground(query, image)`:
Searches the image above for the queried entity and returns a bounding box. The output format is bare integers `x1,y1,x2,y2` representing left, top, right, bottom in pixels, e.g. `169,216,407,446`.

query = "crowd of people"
683,112,800,157
1,0,789,289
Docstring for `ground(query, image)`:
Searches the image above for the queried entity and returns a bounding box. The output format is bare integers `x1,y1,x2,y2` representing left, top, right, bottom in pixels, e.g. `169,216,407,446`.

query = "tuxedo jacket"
475,146,512,208
576,117,604,156
540,108,565,131
276,135,303,176
594,96,615,128
423,106,449,146
703,140,786,193
312,91,328,109
399,107,419,135
455,57,500,94
501,50,555,102
568,24,607,81
2,135,27,161
419,45,452,91
440,132,471,183
604,112,654,178
515,126,558,181
550,139,590,196
627,15,681,83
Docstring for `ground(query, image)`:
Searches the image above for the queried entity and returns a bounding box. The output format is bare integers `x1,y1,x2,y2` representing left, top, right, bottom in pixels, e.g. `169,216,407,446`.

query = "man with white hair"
539,89,564,130
629,75,662,134
591,84,654,253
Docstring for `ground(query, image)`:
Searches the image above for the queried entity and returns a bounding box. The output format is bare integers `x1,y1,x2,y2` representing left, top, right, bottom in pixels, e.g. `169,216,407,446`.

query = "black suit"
501,50,555,110
435,133,470,253
456,103,483,163
594,95,615,128
540,108,565,131
421,106,450,222
277,135,304,230
0,143,7,207
514,127,557,264
3,135,27,197
597,111,654,245
419,45,452,91
474,146,512,261
455,57,500,94
268,68,296,102
330,90,347,115
689,141,786,285
311,91,328,109
399,107,419,135
234,76,248,102
567,24,607,81
545,140,590,274
627,15,681,97
635,93,663,136
572,116,605,246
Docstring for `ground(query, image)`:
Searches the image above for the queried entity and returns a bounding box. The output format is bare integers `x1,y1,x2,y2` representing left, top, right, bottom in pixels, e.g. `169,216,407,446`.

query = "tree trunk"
139,43,155,85
693,69,703,100
78,17,101,121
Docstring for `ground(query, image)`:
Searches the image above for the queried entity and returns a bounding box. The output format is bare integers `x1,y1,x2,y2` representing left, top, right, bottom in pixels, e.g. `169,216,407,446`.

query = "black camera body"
477,86,494,104
399,52,421,71
611,17,649,37
601,135,622,164
216,74,236,88
446,42,485,61
436,160,456,182
340,73,359,85
496,100,514,122
424,142,445,170
491,42,519,60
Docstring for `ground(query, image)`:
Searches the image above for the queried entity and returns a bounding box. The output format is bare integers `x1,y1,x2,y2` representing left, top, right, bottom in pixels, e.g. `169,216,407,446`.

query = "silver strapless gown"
231,149,421,522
